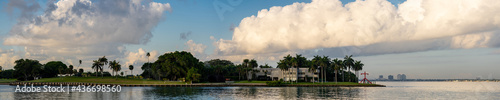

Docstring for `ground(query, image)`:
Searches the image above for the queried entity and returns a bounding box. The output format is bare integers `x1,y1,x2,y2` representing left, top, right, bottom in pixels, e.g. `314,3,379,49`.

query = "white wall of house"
250,68,318,82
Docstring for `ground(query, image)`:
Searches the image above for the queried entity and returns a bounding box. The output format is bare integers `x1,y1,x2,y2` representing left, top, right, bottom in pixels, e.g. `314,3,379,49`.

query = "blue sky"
1,0,499,79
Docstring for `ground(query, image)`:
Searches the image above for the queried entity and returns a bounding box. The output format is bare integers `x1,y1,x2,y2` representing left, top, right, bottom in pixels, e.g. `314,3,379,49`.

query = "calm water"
1,82,499,99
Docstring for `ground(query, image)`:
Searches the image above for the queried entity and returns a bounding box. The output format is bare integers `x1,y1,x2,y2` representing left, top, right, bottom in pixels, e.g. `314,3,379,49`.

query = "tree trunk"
355,71,358,82
342,68,344,82
323,66,326,83
335,69,338,83
321,66,323,84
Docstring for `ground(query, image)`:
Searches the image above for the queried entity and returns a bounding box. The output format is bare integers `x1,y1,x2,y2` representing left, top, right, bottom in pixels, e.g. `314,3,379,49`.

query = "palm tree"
321,56,330,83
353,60,364,80
310,56,321,83
277,55,293,83
343,55,354,82
114,63,121,78
129,65,134,76
248,59,258,80
277,59,288,83
108,60,116,76
332,58,343,83
146,52,150,63
98,56,108,78
92,60,100,77
77,60,82,73
236,64,244,80
242,59,249,80
291,55,303,83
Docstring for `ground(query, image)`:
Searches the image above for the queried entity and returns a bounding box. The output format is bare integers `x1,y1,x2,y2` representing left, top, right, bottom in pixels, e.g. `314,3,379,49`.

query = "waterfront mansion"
249,68,320,82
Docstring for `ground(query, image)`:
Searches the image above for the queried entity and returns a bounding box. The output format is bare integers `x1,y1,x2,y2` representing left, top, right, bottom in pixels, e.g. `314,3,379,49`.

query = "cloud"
0,49,20,69
185,40,207,57
180,31,192,40
3,0,171,57
125,48,158,66
214,0,500,57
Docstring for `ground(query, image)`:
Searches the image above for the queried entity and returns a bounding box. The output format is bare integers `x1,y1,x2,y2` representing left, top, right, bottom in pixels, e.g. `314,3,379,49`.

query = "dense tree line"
277,54,363,83
2,50,364,83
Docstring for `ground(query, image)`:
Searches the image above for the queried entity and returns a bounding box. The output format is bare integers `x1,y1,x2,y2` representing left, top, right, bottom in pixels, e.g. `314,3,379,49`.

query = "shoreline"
5,82,385,87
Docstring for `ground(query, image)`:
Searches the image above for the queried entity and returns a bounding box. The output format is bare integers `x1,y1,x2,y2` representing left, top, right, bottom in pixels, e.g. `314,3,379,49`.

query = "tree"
79,68,84,74
68,65,74,75
108,60,121,78
248,59,258,80
332,58,343,83
98,56,108,78
235,64,244,80
92,60,100,77
259,64,272,68
146,52,151,63
0,66,2,72
0,69,14,79
14,59,42,81
77,60,82,72
120,72,124,76
141,62,153,79
353,60,364,80
42,61,68,78
343,55,354,82
291,54,307,83
310,56,321,83
242,59,249,80
205,59,234,67
58,67,63,79
129,65,134,76
311,55,330,83
152,51,203,81
186,67,201,84
277,55,292,83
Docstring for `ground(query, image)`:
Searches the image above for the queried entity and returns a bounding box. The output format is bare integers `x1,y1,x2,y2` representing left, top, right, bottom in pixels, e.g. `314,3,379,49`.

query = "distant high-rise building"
379,75,383,79
388,75,394,80
397,74,407,80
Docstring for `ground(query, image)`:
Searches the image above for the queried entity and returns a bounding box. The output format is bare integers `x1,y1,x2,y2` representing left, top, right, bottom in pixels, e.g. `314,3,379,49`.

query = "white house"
249,68,319,82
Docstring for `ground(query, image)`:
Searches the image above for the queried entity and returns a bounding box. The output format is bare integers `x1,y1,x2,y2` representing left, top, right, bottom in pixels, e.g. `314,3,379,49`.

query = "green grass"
0,79,16,83
27,77,186,85
233,81,268,83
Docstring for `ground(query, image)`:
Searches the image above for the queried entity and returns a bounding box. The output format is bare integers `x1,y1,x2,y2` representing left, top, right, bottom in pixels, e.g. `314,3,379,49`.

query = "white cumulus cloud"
185,40,207,57
125,48,158,67
214,0,500,57
3,0,171,57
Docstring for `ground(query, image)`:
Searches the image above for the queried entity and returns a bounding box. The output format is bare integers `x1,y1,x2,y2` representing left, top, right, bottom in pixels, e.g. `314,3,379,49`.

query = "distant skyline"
1,0,500,79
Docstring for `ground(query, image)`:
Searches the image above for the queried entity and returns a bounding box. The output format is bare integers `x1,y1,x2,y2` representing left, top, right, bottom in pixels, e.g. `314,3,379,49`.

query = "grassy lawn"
233,81,268,83
0,79,16,83
27,77,186,85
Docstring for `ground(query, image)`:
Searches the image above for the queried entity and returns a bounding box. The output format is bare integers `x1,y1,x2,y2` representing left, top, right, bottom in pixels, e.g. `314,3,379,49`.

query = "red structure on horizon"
359,71,372,84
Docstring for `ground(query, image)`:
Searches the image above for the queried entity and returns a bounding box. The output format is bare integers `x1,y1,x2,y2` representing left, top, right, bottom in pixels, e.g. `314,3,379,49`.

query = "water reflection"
3,82,498,99
141,87,361,99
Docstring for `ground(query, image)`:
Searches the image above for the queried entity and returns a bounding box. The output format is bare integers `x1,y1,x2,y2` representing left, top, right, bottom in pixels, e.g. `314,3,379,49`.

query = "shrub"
266,81,282,87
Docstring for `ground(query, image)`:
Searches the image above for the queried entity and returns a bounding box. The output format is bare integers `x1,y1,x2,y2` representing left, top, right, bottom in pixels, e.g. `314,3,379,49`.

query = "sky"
0,0,499,79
